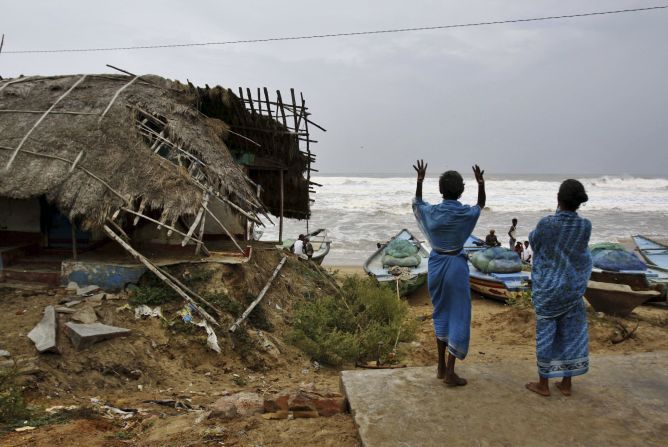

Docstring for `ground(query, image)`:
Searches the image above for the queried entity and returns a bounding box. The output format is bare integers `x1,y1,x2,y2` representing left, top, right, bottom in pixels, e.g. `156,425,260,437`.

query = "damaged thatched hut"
0,73,321,292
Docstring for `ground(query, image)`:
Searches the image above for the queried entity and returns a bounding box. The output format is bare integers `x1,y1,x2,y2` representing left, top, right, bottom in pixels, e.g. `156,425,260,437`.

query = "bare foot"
525,382,550,396
444,373,467,387
555,381,572,396
437,365,445,379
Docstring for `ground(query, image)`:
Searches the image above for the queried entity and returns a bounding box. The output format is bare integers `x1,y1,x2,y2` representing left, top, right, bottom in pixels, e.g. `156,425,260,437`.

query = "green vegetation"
288,276,417,366
507,290,533,310
128,286,178,306
0,364,30,426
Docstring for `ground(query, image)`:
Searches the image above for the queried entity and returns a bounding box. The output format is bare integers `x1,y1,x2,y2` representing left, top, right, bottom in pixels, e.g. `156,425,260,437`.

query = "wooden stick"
71,225,78,261
203,204,245,255
99,76,139,122
182,193,208,246
276,90,288,127
225,128,262,147
69,150,84,173
229,256,287,332
263,87,273,119
0,109,99,116
0,76,39,93
132,199,146,226
195,212,207,255
222,197,262,225
120,206,206,246
5,75,87,170
246,88,256,115
103,224,220,327
279,169,284,244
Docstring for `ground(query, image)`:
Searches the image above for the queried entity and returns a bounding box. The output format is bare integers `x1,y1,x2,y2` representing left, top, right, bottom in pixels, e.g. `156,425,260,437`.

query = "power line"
3,5,667,55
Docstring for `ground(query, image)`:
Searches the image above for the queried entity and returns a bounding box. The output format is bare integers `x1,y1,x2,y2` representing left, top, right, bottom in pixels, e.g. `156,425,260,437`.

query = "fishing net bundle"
470,247,522,274
382,239,421,268
589,243,647,272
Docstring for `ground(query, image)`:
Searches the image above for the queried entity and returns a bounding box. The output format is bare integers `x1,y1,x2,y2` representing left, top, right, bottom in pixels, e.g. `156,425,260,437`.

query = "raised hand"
472,164,485,184
413,159,428,182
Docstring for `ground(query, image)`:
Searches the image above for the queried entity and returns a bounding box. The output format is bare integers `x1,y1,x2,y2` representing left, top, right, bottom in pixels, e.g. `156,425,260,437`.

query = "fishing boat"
464,235,531,302
585,281,661,317
364,229,429,296
632,235,668,272
278,228,332,265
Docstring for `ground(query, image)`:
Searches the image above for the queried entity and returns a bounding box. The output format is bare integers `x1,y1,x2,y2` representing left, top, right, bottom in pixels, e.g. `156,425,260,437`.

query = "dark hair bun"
558,179,588,210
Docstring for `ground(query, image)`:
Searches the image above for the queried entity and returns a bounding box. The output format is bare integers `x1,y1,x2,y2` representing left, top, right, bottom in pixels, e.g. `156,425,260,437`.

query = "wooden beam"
103,224,220,327
263,87,273,119
5,75,87,170
279,169,284,244
182,193,209,246
120,206,206,246
229,256,287,332
202,204,245,255
276,90,288,127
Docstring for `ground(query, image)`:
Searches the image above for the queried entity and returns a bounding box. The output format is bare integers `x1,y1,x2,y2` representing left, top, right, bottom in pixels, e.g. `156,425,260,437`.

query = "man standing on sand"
508,218,518,249
412,160,486,386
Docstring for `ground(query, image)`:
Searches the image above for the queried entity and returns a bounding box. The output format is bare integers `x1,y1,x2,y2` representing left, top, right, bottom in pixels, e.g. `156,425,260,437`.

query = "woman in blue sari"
412,160,486,386
526,179,592,397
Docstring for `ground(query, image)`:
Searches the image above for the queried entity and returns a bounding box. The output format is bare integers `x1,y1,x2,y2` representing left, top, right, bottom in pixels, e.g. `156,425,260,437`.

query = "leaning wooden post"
71,224,78,261
103,225,220,327
279,169,284,244
229,256,287,333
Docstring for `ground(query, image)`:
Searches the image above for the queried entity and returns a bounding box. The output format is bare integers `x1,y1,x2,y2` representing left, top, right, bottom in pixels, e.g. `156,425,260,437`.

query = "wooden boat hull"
464,235,531,302
469,274,525,302
585,280,661,317
364,229,429,297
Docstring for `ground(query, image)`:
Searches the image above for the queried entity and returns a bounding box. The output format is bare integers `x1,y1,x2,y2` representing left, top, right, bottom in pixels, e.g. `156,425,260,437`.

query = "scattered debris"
612,320,640,344
27,305,59,353
65,322,130,350
263,388,346,418
14,426,36,432
0,349,10,358
64,300,82,307
71,304,99,324
210,392,264,419
134,305,163,320
178,306,221,353
45,405,80,413
76,284,101,296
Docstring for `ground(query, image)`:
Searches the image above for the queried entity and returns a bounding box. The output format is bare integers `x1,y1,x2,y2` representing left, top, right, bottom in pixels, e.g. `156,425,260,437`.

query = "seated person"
514,241,524,258
485,229,501,247
303,237,314,260
522,240,533,264
292,234,305,255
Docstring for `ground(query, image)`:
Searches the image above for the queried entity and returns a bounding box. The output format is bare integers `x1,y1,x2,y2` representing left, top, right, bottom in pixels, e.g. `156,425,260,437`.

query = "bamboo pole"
202,204,245,255
103,224,220,327
120,207,206,246
71,225,78,261
5,74,87,170
195,212,207,255
279,169,284,244
182,193,208,246
229,256,287,332
99,75,139,122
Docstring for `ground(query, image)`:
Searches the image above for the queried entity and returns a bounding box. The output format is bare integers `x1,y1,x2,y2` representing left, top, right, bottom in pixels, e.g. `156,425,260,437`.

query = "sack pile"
589,242,647,272
470,247,522,274
382,239,421,268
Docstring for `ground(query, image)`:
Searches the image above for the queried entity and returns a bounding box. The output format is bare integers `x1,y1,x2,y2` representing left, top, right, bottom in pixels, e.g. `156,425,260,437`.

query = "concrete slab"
341,352,668,447
65,322,130,350
27,305,58,353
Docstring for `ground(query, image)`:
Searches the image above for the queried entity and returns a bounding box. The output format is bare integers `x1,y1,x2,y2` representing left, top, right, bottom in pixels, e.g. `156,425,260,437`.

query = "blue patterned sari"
529,210,592,378
413,198,481,359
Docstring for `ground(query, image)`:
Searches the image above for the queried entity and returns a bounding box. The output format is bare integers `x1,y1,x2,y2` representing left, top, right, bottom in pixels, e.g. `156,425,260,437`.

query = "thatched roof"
0,74,265,230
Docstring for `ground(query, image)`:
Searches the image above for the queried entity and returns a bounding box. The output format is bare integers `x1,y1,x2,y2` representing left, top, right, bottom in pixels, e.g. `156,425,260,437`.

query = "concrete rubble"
71,304,99,324
209,387,346,421
27,305,59,353
0,350,10,358
65,322,130,350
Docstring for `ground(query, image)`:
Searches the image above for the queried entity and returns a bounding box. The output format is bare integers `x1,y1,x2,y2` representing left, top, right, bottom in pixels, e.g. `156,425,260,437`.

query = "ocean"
261,174,668,266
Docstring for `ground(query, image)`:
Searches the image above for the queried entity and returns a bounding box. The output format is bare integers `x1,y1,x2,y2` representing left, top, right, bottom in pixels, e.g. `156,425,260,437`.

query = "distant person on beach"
526,179,592,397
412,159,486,387
522,241,532,264
508,218,518,249
485,229,501,247
514,241,524,258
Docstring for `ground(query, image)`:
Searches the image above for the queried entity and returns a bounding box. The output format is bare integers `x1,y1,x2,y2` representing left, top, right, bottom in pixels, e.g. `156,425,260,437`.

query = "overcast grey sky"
1,1,667,175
